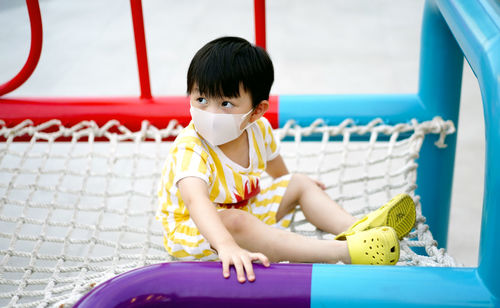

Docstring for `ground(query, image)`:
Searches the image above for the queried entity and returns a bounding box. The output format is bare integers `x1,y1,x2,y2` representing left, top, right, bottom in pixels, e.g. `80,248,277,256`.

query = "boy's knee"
219,209,253,235
290,173,313,190
291,173,309,183
285,173,317,203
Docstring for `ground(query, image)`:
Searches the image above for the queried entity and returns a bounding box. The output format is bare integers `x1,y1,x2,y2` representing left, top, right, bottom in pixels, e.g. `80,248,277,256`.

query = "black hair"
187,36,274,108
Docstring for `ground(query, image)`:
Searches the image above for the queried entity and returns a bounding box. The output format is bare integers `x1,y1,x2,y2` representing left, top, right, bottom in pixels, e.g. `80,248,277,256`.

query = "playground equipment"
1,0,499,306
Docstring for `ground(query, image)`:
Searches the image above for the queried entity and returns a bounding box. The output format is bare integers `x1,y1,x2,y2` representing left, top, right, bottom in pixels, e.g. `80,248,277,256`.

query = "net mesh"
0,117,457,307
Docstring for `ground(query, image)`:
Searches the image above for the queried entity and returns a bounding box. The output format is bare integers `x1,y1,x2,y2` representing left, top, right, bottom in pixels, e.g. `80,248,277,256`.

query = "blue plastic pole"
435,0,500,299
414,0,463,249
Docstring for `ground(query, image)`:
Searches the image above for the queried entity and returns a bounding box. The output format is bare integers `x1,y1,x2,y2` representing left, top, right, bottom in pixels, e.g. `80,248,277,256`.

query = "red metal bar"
0,95,279,130
0,0,43,96
254,0,267,49
130,0,152,99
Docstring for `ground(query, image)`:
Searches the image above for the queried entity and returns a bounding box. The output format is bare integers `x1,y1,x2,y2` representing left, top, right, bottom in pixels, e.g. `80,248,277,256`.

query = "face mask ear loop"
241,108,256,132
242,108,254,121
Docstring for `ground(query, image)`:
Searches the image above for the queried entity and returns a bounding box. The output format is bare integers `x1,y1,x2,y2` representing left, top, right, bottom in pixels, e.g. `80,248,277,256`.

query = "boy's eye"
221,101,234,108
196,97,207,105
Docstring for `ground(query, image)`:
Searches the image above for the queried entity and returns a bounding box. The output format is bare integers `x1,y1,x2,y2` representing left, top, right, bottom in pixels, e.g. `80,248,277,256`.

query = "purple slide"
74,262,311,307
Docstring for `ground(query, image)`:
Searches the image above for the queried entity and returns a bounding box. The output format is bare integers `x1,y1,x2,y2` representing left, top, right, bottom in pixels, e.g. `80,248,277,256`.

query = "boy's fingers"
253,252,270,267
220,252,270,283
233,258,246,283
316,180,326,190
241,257,255,282
312,178,325,190
222,258,230,278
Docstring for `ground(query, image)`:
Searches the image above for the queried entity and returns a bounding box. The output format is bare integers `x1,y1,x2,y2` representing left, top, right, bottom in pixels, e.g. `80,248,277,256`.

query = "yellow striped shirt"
157,117,280,223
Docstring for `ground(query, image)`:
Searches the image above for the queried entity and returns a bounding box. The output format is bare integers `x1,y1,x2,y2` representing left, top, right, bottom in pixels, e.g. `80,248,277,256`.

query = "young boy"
157,36,416,283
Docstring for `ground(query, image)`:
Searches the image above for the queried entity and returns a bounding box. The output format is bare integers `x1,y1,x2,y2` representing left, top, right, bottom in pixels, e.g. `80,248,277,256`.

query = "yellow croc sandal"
346,226,399,265
336,193,416,240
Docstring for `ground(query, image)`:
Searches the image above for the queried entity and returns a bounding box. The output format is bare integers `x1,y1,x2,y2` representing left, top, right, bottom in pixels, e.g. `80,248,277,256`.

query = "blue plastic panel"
311,264,496,307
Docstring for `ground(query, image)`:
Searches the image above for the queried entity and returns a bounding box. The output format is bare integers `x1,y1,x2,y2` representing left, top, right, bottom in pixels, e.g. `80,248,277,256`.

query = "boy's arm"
177,176,270,283
266,154,289,179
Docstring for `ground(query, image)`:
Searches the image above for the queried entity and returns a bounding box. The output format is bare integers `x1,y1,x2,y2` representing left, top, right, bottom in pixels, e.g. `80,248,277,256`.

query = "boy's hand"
312,178,327,190
217,243,270,283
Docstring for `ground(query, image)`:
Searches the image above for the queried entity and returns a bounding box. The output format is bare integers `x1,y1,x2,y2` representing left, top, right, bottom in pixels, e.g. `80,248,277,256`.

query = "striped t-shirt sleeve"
171,142,210,187
261,117,280,161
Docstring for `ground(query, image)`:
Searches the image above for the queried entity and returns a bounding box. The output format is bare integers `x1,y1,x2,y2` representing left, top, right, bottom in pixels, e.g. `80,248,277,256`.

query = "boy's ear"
250,100,269,122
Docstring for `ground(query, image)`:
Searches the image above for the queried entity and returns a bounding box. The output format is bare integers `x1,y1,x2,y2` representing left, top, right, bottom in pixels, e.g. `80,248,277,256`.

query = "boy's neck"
218,130,250,168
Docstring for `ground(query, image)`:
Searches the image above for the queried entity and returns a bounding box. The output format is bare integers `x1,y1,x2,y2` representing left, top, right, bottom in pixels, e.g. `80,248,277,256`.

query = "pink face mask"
190,106,254,146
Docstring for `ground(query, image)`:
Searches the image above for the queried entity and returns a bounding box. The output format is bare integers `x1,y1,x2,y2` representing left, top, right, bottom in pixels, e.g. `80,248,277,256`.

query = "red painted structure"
130,0,152,100
0,0,42,96
254,0,267,49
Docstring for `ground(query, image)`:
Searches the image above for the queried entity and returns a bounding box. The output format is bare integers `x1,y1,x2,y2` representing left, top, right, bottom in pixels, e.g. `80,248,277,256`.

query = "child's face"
189,84,253,116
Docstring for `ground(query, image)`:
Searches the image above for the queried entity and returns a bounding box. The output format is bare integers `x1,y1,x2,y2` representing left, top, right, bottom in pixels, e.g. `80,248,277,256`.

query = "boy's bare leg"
277,174,357,235
219,209,350,264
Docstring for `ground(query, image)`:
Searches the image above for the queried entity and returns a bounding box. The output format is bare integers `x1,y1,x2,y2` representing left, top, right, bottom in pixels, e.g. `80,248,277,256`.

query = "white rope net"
0,117,457,307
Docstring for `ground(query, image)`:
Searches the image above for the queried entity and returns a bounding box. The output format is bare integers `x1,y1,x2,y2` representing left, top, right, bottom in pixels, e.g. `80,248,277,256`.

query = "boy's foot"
346,226,399,265
336,193,416,240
